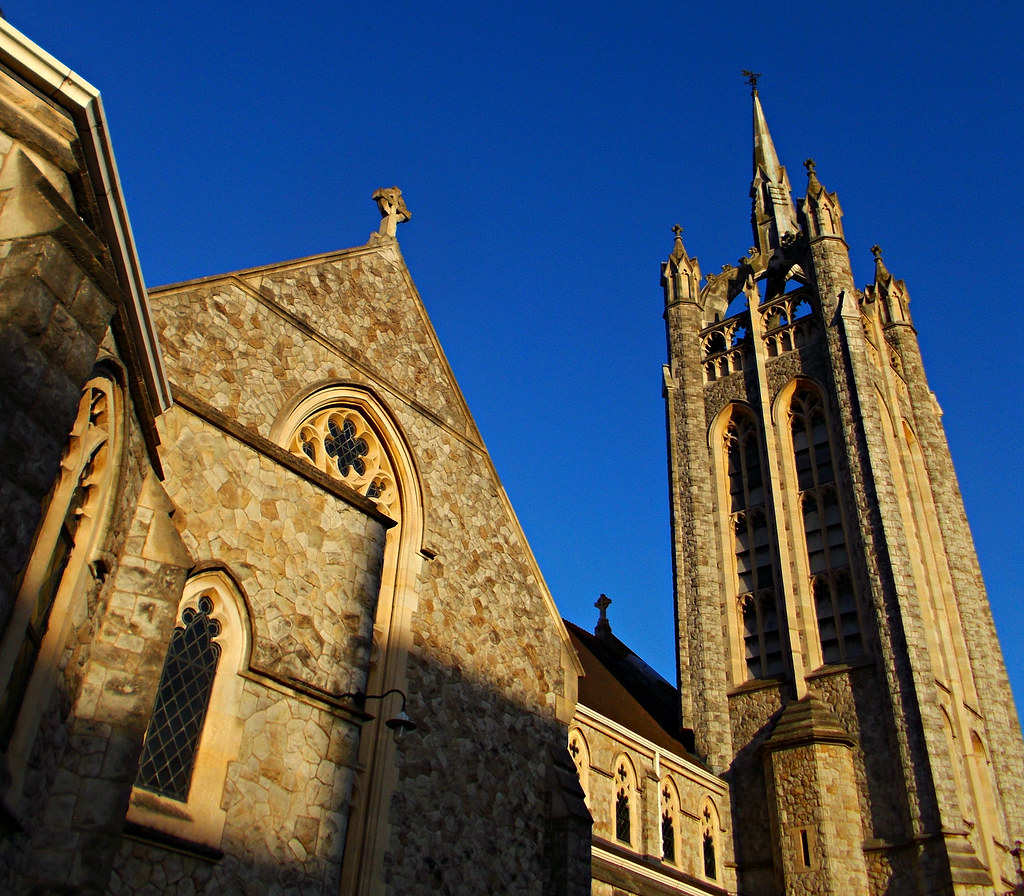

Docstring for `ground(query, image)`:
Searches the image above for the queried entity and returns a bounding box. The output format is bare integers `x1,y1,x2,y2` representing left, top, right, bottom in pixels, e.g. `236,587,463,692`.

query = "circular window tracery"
288,407,399,518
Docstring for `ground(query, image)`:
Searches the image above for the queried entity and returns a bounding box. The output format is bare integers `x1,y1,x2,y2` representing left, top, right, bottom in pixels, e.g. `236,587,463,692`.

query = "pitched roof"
565,619,697,759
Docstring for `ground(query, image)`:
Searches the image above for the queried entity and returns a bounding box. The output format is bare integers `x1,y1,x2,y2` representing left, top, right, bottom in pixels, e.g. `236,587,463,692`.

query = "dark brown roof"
565,619,697,759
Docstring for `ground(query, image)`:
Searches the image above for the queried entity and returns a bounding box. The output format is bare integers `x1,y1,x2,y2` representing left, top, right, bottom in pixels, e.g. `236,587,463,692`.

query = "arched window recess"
783,381,864,667
127,569,249,851
0,369,124,797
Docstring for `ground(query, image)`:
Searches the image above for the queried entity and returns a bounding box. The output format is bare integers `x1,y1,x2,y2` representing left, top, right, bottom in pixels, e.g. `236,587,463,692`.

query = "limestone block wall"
148,242,584,893
572,708,734,894
0,72,122,619
0,357,184,892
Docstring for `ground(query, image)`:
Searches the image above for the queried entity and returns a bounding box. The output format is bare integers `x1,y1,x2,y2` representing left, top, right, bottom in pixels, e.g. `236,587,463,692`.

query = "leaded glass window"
661,811,675,863
615,788,630,844
790,386,863,665
136,596,222,801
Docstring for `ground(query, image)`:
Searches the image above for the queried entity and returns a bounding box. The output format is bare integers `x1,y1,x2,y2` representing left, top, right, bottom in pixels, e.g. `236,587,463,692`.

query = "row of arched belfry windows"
720,380,865,681
568,729,720,882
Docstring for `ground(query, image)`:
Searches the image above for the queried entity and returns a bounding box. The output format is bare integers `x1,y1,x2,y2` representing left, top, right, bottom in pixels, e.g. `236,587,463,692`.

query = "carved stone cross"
373,186,411,237
595,593,612,620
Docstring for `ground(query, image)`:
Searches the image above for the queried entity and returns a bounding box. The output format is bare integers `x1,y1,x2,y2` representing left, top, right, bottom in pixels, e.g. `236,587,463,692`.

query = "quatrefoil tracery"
289,408,399,518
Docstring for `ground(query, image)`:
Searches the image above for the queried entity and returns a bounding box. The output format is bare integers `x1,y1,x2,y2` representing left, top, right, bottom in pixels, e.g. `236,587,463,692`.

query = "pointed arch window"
128,571,248,850
701,800,720,881
660,777,681,866
789,385,863,664
613,756,637,846
725,412,784,680
286,406,399,518
136,595,222,800
0,373,121,761
567,728,590,805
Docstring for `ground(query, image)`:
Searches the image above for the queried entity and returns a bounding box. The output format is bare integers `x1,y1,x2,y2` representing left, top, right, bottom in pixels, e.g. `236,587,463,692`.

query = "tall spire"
747,76,799,256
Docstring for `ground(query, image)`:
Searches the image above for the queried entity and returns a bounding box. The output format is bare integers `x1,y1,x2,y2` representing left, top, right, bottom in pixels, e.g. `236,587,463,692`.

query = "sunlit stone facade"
0,19,1020,896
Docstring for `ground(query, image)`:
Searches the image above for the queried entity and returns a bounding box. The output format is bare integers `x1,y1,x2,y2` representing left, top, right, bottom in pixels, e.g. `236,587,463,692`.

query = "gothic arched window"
613,755,637,846
725,411,784,680
136,595,222,800
701,799,720,880
568,728,590,805
286,406,399,519
128,571,248,850
789,385,863,664
0,373,121,765
660,777,680,865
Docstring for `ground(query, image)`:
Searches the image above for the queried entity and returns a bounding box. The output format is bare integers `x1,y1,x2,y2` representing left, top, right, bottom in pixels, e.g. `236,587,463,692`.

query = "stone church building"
0,20,1020,896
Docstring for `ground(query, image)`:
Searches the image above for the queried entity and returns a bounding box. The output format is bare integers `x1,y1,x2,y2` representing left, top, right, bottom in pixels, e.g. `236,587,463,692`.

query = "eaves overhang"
0,19,171,413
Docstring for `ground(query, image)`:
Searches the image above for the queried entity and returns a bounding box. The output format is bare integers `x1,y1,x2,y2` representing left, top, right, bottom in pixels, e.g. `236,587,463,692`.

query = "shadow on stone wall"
4,647,589,896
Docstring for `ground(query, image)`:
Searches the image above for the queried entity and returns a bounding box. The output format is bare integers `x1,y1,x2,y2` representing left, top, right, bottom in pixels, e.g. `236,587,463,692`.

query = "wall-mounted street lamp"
290,679,418,744
338,688,418,743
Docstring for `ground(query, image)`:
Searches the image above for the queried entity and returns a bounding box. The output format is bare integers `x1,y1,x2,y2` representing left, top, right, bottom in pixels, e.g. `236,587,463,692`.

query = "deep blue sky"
16,3,1023,719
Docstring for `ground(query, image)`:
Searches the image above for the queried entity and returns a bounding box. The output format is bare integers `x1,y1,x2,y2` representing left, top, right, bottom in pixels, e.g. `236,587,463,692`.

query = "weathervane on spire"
742,70,762,94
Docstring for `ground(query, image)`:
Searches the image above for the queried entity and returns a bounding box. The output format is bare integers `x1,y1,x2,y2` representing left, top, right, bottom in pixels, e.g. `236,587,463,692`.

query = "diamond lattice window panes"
136,595,222,801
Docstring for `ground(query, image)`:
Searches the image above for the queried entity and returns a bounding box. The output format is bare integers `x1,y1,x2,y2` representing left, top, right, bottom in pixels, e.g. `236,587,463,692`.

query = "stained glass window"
136,596,222,801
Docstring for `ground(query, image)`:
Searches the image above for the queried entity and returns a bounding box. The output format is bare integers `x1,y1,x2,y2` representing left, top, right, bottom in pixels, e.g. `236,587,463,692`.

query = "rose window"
288,408,398,518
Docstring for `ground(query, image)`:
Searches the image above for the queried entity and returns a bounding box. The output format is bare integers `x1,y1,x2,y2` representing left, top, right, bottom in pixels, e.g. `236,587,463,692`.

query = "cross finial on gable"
595,594,613,638
373,186,411,237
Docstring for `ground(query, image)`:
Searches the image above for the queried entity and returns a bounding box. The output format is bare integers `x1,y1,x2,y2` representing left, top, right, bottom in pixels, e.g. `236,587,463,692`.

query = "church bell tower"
661,78,1024,895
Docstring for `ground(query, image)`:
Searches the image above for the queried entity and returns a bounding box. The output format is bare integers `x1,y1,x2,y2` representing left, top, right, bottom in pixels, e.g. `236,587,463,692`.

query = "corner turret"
661,224,704,311
798,158,845,241
863,244,911,325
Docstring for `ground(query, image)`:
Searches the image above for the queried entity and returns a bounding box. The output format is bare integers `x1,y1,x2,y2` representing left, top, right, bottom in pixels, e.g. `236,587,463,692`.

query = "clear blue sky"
17,3,1023,719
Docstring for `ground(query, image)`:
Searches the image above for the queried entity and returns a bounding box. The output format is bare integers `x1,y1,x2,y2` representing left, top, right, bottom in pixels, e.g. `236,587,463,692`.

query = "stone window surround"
659,774,681,867
271,382,425,896
126,569,249,851
709,402,784,687
699,796,721,881
568,726,591,809
611,752,638,848
772,377,866,673
0,368,125,804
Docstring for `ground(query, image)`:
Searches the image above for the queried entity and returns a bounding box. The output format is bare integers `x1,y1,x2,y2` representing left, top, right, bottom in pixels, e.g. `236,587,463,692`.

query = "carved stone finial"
372,186,411,237
671,224,686,260
595,593,612,638
742,69,761,94
871,244,883,260
804,158,816,174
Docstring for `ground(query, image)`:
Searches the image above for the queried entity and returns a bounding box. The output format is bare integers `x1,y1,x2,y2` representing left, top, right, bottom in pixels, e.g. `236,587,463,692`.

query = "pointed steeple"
748,78,799,256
